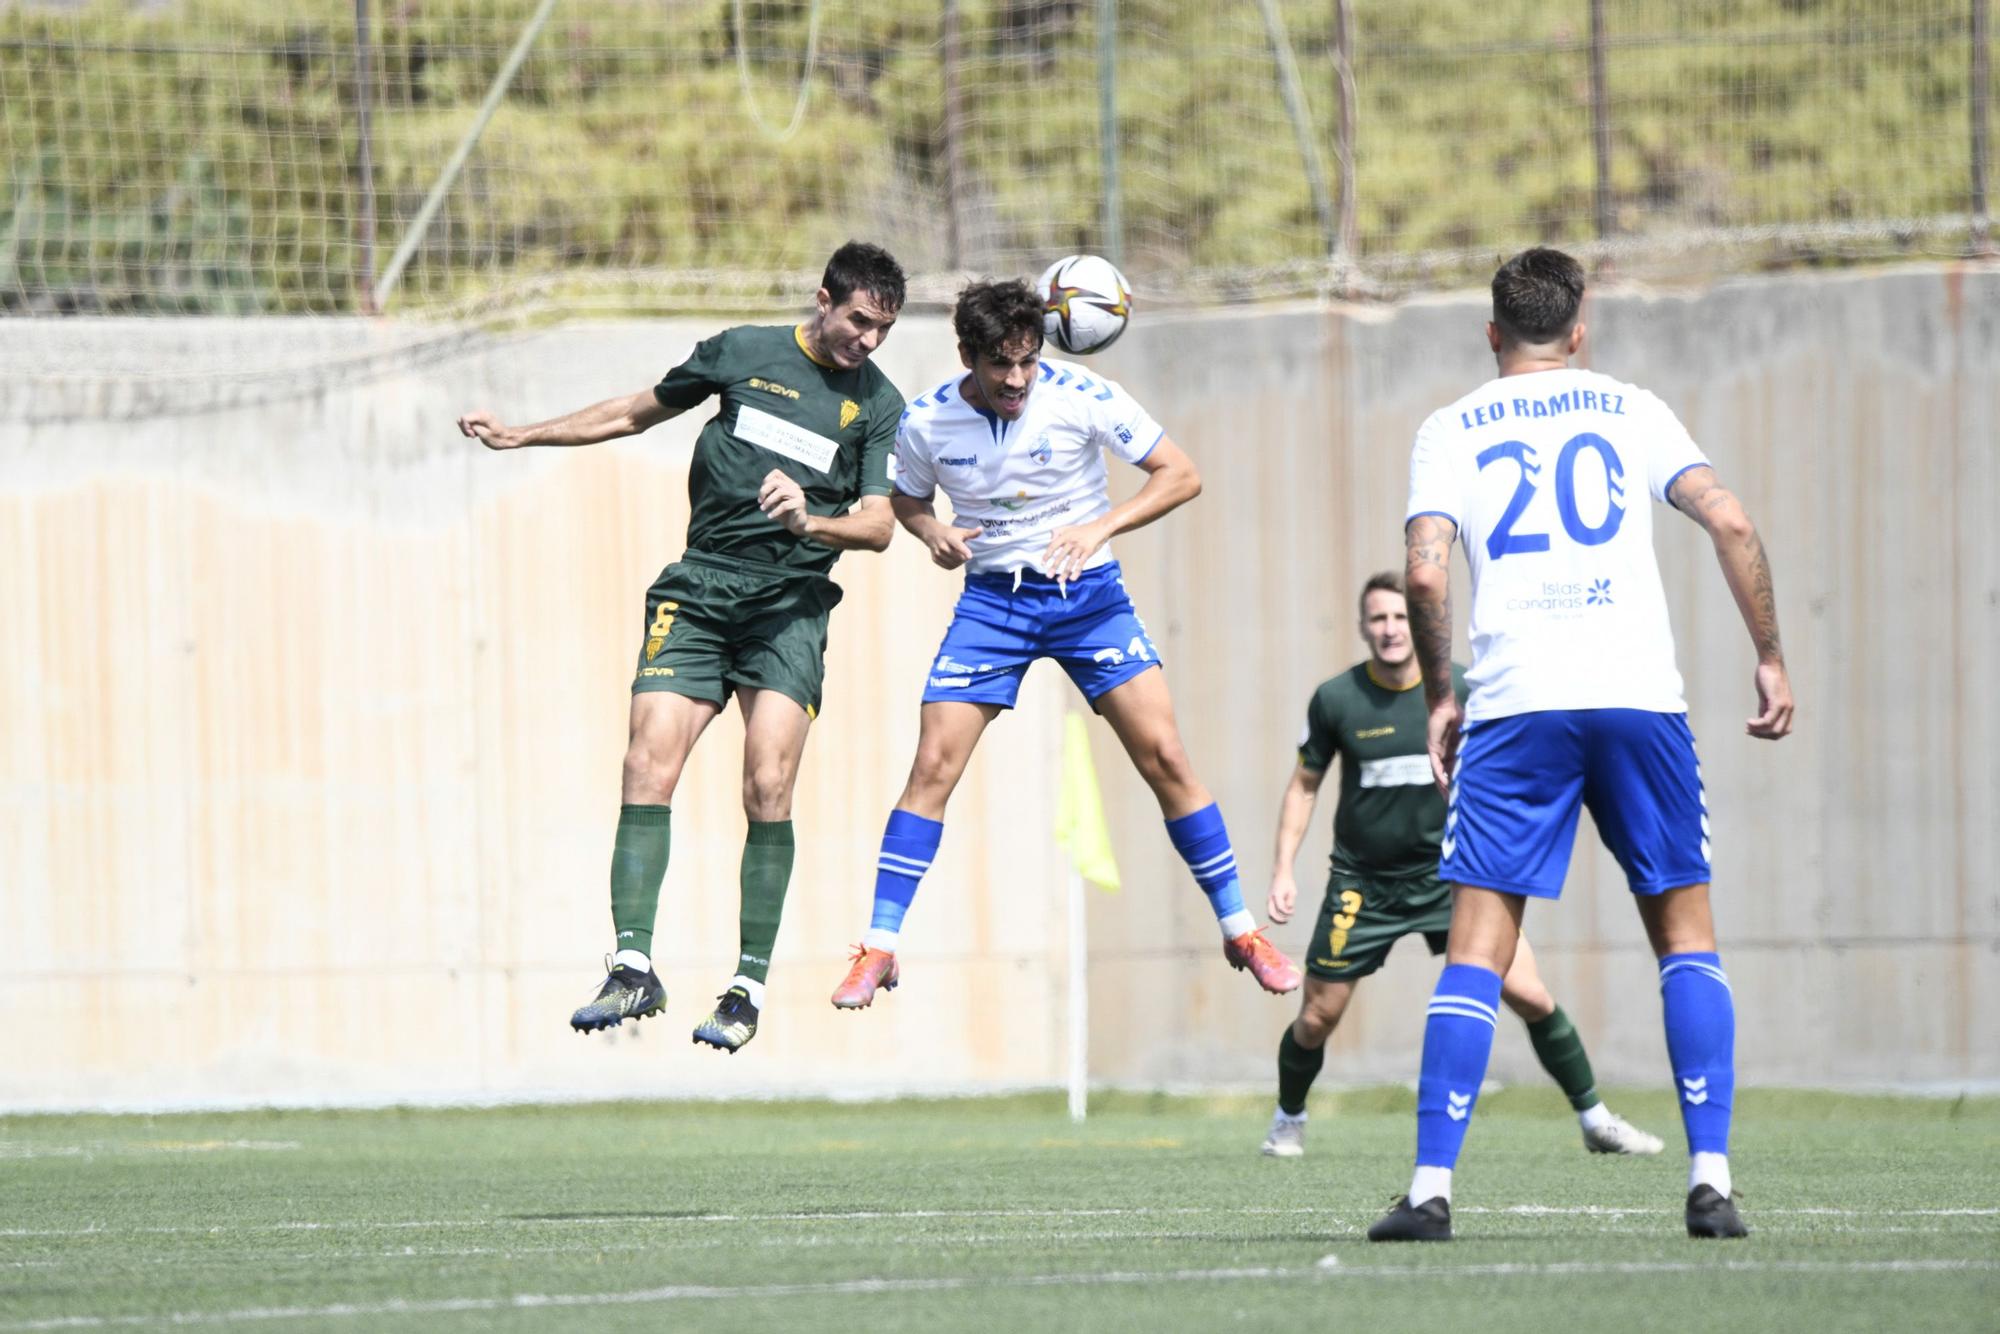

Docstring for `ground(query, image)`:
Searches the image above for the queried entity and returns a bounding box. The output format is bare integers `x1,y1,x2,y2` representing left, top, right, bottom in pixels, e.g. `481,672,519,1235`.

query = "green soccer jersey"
653,324,903,577
1297,661,1470,879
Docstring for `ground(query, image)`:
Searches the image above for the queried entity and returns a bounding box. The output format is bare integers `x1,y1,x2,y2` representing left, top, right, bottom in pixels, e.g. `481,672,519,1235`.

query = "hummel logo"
1446,1090,1472,1122
1440,836,1457,859
1682,1076,1709,1105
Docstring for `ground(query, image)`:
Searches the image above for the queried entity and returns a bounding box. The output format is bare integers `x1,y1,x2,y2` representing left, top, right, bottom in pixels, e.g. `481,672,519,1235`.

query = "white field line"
1,1203,1995,1241
1,1259,1995,1331
0,1141,299,1161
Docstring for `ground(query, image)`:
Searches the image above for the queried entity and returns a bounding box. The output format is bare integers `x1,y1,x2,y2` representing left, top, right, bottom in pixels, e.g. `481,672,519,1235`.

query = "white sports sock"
1218,909,1257,940
1409,1165,1453,1206
613,949,651,973
861,927,900,953
730,975,766,1008
1273,1107,1307,1124
1690,1151,1731,1196
1578,1102,1616,1133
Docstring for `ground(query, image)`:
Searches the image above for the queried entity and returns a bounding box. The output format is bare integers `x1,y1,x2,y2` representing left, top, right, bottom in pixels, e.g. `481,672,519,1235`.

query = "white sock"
1578,1102,1616,1133
861,927,900,953
1690,1152,1731,1196
613,949,651,973
1218,909,1257,939
1409,1165,1453,1206
730,975,766,1008
1273,1106,1306,1124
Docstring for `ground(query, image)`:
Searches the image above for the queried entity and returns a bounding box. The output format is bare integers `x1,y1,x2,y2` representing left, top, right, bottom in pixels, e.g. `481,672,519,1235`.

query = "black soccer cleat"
1366,1194,1453,1242
569,961,667,1032
691,986,760,1053
1685,1184,1750,1239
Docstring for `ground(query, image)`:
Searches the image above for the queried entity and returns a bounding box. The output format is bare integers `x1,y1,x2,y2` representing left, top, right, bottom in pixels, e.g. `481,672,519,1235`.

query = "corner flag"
1054,711,1121,891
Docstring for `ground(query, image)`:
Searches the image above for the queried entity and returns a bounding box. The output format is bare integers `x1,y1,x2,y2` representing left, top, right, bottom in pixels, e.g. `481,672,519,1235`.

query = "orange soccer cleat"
830,944,901,1009
1223,929,1302,994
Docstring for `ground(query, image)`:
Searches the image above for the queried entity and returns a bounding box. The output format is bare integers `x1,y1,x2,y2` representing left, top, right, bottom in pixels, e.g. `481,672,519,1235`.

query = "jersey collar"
794,323,838,369
1365,661,1423,692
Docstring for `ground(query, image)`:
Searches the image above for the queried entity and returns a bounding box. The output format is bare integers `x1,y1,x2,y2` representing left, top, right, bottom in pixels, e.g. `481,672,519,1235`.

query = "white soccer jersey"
1405,367,1709,721
893,358,1165,577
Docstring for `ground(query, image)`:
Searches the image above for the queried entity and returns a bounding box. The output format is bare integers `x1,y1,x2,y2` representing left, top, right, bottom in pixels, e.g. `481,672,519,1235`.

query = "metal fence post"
1333,0,1356,279
1098,0,1122,266
943,0,967,270
1589,0,1613,241
1974,0,1992,254
354,0,377,313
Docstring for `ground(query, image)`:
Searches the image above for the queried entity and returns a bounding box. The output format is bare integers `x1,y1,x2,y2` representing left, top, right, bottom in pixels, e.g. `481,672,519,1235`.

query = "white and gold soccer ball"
1039,253,1132,355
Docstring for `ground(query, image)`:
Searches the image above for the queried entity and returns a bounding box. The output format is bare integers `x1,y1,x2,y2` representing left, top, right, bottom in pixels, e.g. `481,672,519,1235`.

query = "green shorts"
1306,872,1452,982
631,551,844,717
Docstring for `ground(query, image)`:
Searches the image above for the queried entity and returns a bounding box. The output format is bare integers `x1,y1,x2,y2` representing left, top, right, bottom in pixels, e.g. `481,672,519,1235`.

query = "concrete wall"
1,264,1994,1109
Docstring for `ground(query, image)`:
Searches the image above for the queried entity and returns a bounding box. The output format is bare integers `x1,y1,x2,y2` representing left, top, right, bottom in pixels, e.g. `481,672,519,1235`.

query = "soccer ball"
1039,254,1132,356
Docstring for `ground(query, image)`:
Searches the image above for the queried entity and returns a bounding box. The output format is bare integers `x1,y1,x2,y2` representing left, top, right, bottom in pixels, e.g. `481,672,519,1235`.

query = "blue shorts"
921,561,1162,709
1441,709,1710,899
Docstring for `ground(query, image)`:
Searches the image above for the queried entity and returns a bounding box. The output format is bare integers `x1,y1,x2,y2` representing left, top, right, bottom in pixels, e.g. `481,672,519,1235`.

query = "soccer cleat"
1260,1111,1306,1158
569,959,666,1032
830,944,900,1009
1582,1112,1666,1156
1223,929,1303,994
691,986,760,1053
1366,1194,1453,1242
1685,1184,1750,1239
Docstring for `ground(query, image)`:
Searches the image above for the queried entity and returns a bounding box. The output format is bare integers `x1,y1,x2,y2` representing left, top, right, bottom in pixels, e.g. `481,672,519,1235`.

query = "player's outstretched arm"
1043,437,1201,581
456,389,678,451
757,476,896,552
1668,465,1794,739
1267,763,1325,924
1405,513,1463,793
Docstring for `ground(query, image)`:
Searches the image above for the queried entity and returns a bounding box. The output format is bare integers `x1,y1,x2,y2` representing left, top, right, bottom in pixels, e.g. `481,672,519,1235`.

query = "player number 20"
1474,432,1627,561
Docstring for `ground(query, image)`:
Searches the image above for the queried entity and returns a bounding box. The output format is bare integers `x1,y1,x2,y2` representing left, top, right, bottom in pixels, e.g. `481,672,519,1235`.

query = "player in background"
1367,248,1792,1243
456,241,909,1054
828,278,1301,1008
1261,572,1661,1160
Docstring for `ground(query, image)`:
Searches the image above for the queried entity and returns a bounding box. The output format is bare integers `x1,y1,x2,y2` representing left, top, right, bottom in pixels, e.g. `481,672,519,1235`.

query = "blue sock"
1415,963,1504,1169
1659,952,1735,1155
1164,803,1253,935
865,809,942,944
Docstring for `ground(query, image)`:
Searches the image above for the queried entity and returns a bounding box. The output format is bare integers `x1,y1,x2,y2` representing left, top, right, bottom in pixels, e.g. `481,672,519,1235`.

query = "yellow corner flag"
1055,712,1122,891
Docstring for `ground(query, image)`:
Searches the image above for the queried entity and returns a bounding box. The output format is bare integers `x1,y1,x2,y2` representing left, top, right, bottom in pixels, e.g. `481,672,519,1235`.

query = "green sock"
1277,1026,1326,1116
1527,1004,1602,1111
735,820,795,986
609,804,672,957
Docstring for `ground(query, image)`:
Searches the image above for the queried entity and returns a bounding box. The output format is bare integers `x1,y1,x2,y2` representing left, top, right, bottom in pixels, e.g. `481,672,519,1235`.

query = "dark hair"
1491,247,1585,345
952,278,1045,362
821,241,906,312
1359,571,1405,617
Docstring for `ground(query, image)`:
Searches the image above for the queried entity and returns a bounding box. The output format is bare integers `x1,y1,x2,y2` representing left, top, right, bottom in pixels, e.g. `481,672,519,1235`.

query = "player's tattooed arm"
1669,465,1794,738
457,389,679,450
1404,514,1459,704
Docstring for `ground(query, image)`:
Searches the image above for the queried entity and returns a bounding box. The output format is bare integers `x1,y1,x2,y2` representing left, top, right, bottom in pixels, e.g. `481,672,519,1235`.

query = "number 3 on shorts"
1328,888,1362,957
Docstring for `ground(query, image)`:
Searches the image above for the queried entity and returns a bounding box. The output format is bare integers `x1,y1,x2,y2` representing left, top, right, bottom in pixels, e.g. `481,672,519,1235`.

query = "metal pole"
1974,0,1992,254
1097,0,1122,266
372,0,561,311
354,0,377,313
1333,0,1356,268
942,0,966,270
1067,865,1088,1122
1253,0,1336,260
1589,0,1613,240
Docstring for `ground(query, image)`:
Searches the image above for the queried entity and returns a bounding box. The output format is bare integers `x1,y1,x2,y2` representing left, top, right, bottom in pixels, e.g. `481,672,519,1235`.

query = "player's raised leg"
1094,666,1300,993
1637,882,1746,1238
1262,977,1354,1156
1501,935,1665,1155
692,685,814,1052
833,699,1001,1009
1369,885,1522,1242
572,689,723,1032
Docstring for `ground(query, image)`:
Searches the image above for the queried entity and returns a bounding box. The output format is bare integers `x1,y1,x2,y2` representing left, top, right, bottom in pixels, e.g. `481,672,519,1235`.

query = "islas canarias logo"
839,399,860,430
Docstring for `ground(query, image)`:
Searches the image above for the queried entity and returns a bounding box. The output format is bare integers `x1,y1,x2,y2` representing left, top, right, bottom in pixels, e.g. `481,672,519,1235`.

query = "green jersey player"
1260,573,1662,1157
456,242,908,1053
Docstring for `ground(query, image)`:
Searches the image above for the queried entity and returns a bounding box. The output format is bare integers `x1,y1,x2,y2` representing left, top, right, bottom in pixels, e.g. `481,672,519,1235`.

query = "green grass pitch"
1,1087,1994,1332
